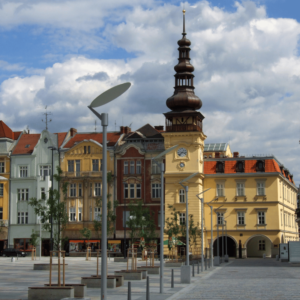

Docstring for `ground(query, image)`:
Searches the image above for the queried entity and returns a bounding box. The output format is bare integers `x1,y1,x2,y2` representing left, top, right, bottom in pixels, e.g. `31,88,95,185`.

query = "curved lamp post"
88,82,131,300
152,144,178,294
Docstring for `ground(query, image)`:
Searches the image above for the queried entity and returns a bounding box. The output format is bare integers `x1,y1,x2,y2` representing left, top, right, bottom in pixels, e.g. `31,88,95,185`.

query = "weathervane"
42,106,52,130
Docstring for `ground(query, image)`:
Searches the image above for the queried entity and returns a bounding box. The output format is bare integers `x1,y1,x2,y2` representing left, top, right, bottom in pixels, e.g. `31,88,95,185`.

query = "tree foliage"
30,230,40,248
80,227,91,248
29,166,68,250
126,200,157,248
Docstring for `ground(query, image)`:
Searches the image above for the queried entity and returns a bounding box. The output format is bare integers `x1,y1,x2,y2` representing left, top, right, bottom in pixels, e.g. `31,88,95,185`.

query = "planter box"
33,264,68,271
44,284,86,298
114,270,146,280
164,262,184,267
81,277,116,289
137,266,159,274
28,287,74,300
91,275,124,287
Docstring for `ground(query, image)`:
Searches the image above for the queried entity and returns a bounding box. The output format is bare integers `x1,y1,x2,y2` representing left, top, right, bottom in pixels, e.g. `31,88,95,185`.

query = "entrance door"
213,236,236,257
280,243,288,260
42,239,50,256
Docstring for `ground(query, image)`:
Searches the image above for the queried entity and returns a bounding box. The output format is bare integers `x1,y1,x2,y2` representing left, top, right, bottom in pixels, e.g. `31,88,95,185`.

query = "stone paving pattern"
0,256,210,300
169,258,300,300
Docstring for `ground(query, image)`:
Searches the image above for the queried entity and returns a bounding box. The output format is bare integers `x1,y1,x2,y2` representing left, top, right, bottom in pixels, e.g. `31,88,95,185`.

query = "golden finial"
182,9,186,14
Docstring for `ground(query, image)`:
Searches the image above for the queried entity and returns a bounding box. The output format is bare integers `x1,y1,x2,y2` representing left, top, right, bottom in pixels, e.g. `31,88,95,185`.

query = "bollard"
263,253,266,259
128,281,131,300
146,276,150,300
205,258,207,271
192,262,195,277
276,255,279,261
208,258,210,268
171,269,174,288
197,260,200,274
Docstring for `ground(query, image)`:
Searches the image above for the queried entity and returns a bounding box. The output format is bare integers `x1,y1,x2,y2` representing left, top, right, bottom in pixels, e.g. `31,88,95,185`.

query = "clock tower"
162,10,206,254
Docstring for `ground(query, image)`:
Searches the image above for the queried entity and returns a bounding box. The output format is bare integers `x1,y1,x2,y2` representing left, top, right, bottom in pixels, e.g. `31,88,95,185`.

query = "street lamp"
179,172,199,267
205,197,218,268
196,188,211,272
152,144,178,294
48,146,58,251
37,216,42,260
214,204,224,266
88,82,131,300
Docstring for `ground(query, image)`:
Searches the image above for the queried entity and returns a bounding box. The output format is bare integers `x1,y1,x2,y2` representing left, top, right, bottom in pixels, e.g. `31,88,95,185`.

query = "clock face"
177,147,187,157
180,162,185,168
44,138,48,144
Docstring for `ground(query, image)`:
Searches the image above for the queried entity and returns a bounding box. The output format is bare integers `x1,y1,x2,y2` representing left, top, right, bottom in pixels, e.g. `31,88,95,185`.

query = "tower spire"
183,9,186,34
165,9,202,112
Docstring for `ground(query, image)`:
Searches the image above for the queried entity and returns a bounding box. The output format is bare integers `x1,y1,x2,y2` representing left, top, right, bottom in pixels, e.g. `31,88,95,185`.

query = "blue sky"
0,0,300,184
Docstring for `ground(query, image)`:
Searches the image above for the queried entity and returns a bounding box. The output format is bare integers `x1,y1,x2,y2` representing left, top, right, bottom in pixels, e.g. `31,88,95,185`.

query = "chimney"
215,152,220,158
233,152,239,158
70,128,77,137
154,125,164,131
120,126,131,134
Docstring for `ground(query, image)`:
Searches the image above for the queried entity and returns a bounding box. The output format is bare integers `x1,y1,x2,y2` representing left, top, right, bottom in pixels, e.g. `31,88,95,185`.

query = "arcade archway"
246,235,272,257
213,236,237,257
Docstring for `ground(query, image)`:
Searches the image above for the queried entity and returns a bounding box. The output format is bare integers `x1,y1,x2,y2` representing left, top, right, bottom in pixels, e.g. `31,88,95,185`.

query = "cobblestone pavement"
0,256,213,300
169,258,300,300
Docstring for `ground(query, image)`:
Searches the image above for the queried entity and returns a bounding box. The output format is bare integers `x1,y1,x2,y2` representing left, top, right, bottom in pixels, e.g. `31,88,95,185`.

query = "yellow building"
162,12,298,259
0,121,23,251
203,147,298,258
59,130,122,253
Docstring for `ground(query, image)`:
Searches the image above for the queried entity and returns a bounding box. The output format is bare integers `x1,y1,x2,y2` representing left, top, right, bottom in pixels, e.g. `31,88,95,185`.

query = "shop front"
69,240,100,253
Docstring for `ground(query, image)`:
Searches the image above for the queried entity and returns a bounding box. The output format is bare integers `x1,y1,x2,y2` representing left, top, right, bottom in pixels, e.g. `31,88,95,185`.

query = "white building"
9,130,68,256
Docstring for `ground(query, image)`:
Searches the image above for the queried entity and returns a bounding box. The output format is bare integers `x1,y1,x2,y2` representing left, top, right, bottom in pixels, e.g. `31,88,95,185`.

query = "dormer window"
216,161,224,173
236,161,245,173
256,160,265,172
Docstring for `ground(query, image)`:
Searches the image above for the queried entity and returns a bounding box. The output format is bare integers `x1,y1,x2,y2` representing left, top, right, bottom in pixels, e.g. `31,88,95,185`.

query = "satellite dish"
90,82,131,108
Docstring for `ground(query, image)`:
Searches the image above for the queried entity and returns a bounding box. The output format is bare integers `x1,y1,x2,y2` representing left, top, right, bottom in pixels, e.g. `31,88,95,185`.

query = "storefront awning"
108,240,121,244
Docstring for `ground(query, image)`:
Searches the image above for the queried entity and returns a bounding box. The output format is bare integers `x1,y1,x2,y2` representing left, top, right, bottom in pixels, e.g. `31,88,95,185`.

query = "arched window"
179,189,185,203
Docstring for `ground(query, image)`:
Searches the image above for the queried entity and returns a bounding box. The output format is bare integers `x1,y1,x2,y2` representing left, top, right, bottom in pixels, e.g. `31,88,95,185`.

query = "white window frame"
136,160,141,174
236,183,245,196
17,188,29,201
216,183,224,197
0,183,3,197
130,161,135,174
258,240,265,251
18,212,28,224
124,161,128,175
217,212,224,225
41,187,46,199
136,184,141,198
179,213,186,225
124,183,128,199
19,166,28,178
69,207,76,221
237,212,245,225
257,182,265,196
123,211,130,227
70,183,76,197
179,189,185,203
258,211,266,225
40,165,51,178
129,184,135,198
94,183,101,197
0,162,4,173
94,207,101,221
78,207,82,221
152,183,161,198
152,161,160,174
68,160,74,172
92,159,99,172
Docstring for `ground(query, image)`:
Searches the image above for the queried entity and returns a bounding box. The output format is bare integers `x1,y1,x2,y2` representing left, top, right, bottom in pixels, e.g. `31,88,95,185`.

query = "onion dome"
166,10,202,111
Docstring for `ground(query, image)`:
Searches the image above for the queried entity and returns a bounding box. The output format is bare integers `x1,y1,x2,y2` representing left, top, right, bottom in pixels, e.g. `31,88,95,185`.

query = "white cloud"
0,0,300,185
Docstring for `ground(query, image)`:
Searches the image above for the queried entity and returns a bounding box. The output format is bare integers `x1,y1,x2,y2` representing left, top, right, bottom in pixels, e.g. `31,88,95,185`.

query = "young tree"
29,166,69,251
126,200,158,247
165,204,181,249
80,227,91,249
30,230,40,248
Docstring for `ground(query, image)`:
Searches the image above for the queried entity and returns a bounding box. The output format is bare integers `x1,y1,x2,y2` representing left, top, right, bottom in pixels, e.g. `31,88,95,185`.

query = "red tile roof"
12,134,40,155
56,132,67,147
0,121,23,140
64,132,121,148
204,159,294,184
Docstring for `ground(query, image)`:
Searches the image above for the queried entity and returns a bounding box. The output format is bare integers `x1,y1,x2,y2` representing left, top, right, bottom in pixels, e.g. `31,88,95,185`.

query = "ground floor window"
69,240,100,252
258,240,265,251
14,238,32,251
108,240,121,252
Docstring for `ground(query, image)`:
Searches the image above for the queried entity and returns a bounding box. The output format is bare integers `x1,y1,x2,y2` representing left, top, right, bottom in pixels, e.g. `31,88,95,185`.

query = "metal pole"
210,206,213,267
160,162,164,293
146,276,150,300
40,219,42,260
225,220,228,256
222,219,224,261
201,198,204,272
124,196,126,259
217,213,219,258
128,281,131,300
101,113,108,300
171,269,174,288
185,186,189,266
50,148,53,251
